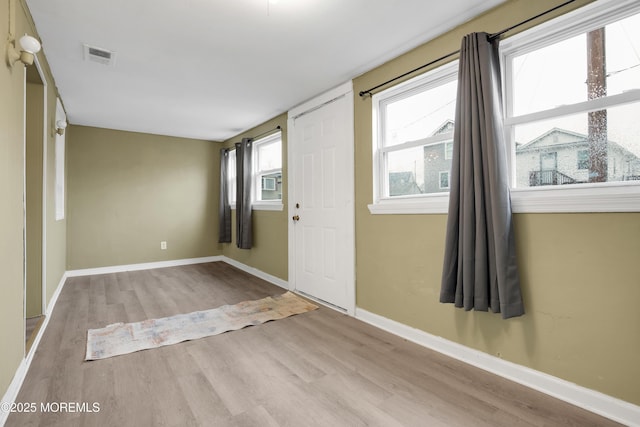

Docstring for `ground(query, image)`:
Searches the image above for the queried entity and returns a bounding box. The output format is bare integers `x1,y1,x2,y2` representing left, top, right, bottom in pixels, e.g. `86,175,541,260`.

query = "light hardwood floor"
7,262,621,426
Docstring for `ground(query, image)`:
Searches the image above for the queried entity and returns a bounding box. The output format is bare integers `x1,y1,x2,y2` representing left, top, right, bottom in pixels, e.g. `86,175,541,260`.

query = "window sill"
253,202,284,211
368,182,640,214
510,182,640,213
368,194,449,214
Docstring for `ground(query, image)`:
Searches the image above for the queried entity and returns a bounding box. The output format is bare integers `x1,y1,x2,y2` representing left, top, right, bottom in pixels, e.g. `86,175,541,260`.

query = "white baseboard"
220,256,289,290
0,272,68,427
65,256,223,277
64,255,288,290
355,308,640,427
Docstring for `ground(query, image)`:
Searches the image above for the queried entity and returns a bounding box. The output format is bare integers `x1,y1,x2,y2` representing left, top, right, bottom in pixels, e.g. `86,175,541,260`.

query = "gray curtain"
235,138,253,249
218,148,231,243
440,32,524,319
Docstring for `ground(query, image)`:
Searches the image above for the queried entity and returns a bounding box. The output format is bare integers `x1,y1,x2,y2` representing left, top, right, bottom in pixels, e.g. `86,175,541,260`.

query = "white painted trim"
286,115,296,299
510,182,640,213
355,308,640,427
220,256,289,290
288,81,353,119
367,181,640,214
33,56,48,319
287,81,356,316
368,194,449,214
54,98,66,221
251,203,284,212
371,61,459,205
66,256,223,277
1,272,67,427
505,90,640,127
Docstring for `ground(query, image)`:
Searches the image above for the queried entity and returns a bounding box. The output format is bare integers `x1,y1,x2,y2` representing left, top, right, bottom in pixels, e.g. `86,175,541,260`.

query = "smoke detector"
83,44,116,66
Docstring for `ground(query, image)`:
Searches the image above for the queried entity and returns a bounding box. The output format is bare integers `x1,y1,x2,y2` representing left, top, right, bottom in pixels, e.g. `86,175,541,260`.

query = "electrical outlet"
160,241,167,250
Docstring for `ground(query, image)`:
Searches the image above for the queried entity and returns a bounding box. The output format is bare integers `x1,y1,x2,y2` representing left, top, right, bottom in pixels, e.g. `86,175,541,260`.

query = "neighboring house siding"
515,128,640,187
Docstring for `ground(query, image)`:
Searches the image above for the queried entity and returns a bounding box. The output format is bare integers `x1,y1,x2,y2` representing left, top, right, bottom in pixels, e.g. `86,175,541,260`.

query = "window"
372,61,458,209
439,171,450,189
253,132,283,209
370,0,640,214
54,99,65,221
577,150,589,170
444,141,454,160
501,0,640,211
227,149,236,206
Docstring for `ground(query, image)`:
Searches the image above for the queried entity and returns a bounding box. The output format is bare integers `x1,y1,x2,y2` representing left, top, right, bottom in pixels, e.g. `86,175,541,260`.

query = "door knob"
292,215,300,221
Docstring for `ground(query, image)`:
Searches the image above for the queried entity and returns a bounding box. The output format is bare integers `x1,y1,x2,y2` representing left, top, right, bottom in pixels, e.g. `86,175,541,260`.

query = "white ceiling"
26,0,505,141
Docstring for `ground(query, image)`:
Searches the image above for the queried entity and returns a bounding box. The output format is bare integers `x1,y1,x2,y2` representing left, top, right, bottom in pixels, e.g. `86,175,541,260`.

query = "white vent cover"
83,44,116,66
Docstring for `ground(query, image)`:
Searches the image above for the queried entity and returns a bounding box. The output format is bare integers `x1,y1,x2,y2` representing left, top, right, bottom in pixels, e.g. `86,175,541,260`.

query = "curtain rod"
247,125,281,141
358,0,577,98
227,125,282,150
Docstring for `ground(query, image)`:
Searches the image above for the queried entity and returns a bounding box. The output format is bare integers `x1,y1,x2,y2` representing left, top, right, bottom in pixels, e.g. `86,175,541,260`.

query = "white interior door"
288,83,354,314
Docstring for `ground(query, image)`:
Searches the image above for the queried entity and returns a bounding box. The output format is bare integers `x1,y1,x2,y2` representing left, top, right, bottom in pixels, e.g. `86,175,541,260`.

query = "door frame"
287,81,355,316
23,55,48,353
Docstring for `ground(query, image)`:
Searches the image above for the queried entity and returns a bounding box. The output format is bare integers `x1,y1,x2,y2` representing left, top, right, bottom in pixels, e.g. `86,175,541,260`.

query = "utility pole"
587,28,607,182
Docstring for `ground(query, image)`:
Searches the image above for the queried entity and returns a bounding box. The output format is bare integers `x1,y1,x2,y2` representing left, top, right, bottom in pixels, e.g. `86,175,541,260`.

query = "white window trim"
444,141,453,160
252,201,284,211
227,148,236,209
252,132,283,210
54,98,66,221
439,171,450,190
369,0,640,214
371,61,459,209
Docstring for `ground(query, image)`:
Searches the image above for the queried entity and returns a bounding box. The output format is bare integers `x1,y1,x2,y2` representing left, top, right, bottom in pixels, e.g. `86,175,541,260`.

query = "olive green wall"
66,126,221,270
1,0,66,401
353,0,639,406
220,114,288,281
25,81,44,318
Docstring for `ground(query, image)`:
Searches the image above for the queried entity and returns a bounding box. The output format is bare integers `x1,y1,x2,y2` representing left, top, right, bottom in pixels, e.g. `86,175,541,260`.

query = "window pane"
258,139,282,171
383,79,457,147
514,102,640,187
227,150,236,204
386,141,453,196
260,172,282,200
511,12,640,116
439,171,450,189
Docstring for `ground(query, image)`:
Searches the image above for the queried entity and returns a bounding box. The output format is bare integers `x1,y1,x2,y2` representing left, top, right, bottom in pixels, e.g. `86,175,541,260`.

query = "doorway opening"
25,59,47,354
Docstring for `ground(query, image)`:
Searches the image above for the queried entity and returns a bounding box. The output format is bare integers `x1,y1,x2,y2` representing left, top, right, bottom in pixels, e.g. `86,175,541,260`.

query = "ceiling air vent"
83,44,116,66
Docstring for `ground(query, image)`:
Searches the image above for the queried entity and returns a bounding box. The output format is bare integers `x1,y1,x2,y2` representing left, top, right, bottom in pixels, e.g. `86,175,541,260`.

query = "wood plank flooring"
7,262,621,426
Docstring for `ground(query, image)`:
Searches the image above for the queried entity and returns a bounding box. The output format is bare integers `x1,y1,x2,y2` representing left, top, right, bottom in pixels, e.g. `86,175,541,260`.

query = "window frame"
369,0,640,214
54,98,66,221
501,0,640,213
251,132,284,211
439,171,450,190
370,61,458,214
227,148,236,208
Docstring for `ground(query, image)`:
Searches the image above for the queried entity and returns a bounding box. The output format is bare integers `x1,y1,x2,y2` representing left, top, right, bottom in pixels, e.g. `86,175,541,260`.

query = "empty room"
1,0,639,425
